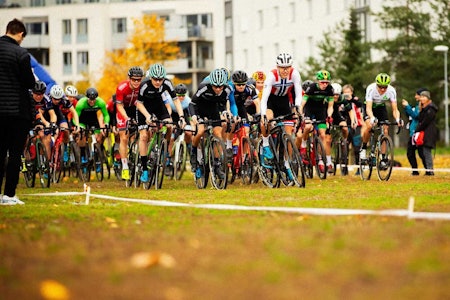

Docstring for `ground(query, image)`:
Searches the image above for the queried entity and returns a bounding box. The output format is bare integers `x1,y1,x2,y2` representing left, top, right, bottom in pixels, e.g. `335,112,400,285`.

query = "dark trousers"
406,138,425,172
0,117,30,197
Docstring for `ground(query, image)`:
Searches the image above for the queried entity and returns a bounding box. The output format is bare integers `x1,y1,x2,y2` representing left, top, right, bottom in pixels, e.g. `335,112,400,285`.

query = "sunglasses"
319,81,330,84
130,77,142,82
33,92,44,96
234,82,247,86
377,84,388,90
152,78,164,82
212,85,224,89
176,94,186,97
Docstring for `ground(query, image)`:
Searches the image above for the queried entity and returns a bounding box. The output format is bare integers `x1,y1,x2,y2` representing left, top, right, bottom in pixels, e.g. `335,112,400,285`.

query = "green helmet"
147,63,166,79
316,70,331,81
375,73,391,86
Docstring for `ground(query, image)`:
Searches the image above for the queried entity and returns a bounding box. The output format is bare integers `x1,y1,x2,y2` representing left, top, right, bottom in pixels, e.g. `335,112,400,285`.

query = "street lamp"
434,45,449,146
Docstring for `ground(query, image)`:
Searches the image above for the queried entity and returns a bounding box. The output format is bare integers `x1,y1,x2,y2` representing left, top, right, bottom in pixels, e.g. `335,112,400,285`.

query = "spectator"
416,90,438,176
402,88,427,175
0,19,36,205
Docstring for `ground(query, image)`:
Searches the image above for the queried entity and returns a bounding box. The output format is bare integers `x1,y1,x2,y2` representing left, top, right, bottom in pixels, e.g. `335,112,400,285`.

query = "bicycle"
50,127,82,183
78,126,108,183
359,120,401,181
229,118,257,185
258,113,306,188
125,122,139,188
21,127,51,188
299,119,328,180
103,130,121,180
170,125,190,181
192,118,229,190
329,123,349,176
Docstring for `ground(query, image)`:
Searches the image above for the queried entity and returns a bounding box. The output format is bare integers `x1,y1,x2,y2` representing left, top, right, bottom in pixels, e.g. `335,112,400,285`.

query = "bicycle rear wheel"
376,135,394,181
36,141,51,188
314,137,327,179
209,137,228,190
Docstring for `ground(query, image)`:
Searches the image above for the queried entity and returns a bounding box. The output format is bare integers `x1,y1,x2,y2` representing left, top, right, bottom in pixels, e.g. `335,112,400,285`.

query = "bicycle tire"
229,145,239,184
331,140,340,176
22,140,35,188
304,137,314,179
93,143,104,182
283,134,306,188
314,137,327,180
257,138,280,188
240,137,253,185
79,146,91,183
36,141,51,188
155,139,168,189
126,139,137,187
359,151,373,180
174,140,187,180
376,135,394,181
250,137,260,184
209,137,228,190
70,141,82,180
339,139,349,176
52,142,64,183
194,139,209,189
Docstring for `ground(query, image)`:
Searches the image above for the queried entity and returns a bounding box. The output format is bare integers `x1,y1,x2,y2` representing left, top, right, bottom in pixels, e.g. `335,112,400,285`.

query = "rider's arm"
260,74,274,116
49,109,57,125
136,101,152,121
391,101,401,123
98,98,110,125
293,70,303,108
69,106,79,126
326,98,334,118
365,101,374,119
227,86,238,117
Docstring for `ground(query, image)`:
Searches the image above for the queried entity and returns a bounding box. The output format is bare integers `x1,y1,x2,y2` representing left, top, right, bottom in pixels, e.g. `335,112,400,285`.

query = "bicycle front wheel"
155,139,168,189
174,140,187,180
240,137,254,185
209,137,228,190
376,135,394,181
51,142,64,183
359,150,373,180
257,138,280,188
283,135,306,188
314,137,327,180
22,141,35,188
93,143,104,182
36,141,51,188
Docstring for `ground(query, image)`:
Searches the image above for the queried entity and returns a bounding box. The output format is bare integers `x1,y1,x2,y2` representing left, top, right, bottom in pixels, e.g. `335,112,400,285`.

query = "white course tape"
23,189,450,221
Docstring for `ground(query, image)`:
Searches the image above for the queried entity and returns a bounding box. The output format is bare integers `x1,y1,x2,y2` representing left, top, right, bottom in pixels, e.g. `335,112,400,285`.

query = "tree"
90,14,181,100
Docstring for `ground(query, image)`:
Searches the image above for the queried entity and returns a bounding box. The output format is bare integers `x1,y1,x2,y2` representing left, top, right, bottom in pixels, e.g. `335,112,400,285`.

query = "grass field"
1,154,449,299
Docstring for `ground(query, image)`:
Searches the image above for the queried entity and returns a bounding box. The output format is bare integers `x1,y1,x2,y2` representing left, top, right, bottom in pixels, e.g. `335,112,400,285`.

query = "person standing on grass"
0,19,36,205
402,88,427,175
415,90,438,176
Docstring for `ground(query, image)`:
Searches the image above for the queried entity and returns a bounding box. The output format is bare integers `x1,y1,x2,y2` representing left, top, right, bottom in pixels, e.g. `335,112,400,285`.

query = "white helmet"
331,83,342,95
65,85,78,97
50,85,64,99
276,53,293,67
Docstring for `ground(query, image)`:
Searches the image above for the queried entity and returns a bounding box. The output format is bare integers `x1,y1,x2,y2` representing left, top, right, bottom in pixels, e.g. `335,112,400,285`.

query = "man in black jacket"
0,19,36,205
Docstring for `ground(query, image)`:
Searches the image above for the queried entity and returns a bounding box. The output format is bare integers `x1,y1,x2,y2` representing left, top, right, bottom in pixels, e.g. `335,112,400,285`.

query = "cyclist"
31,80,57,160
135,63,186,183
165,83,193,176
189,68,231,178
75,87,110,166
231,70,259,135
49,85,80,161
359,73,402,165
260,53,303,170
299,70,334,173
115,66,144,180
246,71,266,115
64,85,79,125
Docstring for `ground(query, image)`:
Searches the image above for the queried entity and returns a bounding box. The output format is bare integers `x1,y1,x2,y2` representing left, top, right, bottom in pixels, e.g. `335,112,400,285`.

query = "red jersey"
115,80,139,108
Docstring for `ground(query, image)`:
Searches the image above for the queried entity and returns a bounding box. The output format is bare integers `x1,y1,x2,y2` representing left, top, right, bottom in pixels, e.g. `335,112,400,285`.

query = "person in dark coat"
415,90,438,176
0,19,36,205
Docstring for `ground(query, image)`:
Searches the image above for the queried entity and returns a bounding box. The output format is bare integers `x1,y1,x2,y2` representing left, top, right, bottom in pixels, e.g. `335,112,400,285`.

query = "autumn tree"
92,14,180,100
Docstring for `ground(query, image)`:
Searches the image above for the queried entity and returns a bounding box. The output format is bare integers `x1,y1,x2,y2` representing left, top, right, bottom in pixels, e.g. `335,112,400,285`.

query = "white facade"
0,0,396,86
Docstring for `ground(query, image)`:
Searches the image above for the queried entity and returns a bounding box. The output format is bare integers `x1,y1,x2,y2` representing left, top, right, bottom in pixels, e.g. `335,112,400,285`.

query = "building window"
225,17,232,37
77,19,88,43
84,0,99,2
56,0,72,4
77,51,88,74
273,6,279,27
257,10,263,30
307,0,312,20
63,52,72,75
30,0,45,7
112,18,127,34
289,2,296,23
62,19,71,44
25,22,48,35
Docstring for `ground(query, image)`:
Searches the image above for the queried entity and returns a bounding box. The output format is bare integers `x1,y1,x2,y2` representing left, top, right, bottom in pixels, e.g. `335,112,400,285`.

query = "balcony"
21,34,50,49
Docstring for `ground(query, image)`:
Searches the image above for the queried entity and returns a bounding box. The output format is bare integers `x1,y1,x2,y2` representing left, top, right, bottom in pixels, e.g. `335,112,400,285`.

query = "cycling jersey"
52,97,72,125
260,67,302,116
202,76,238,116
191,82,231,125
303,83,334,123
136,77,175,125
32,93,53,123
332,95,353,125
76,96,110,129
115,80,140,129
232,83,258,119
365,82,397,107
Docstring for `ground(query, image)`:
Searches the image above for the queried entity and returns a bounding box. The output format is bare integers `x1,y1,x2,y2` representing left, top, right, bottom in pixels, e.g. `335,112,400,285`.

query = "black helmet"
175,83,187,95
232,70,248,83
32,80,47,93
302,80,314,92
127,66,144,77
86,87,98,99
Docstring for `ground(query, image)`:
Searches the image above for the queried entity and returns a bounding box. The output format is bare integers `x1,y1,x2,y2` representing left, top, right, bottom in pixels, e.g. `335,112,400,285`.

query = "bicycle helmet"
209,68,228,86
65,85,78,97
147,63,166,79
32,80,47,94
50,85,64,99
220,67,231,81
302,79,314,91
232,70,248,83
252,71,266,82
331,83,342,95
375,73,391,86
276,53,293,67
316,70,332,81
127,66,144,78
86,87,98,99
175,83,187,95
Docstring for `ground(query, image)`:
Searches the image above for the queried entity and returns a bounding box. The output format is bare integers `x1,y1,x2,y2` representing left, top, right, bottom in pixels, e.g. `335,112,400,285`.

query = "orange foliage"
93,14,180,100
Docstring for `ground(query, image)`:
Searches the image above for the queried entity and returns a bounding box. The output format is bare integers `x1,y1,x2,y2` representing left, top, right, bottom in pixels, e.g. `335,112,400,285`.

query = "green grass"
1,167,450,299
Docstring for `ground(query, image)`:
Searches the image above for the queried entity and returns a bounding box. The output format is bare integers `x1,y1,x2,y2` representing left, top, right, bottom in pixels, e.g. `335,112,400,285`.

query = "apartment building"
0,0,388,91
